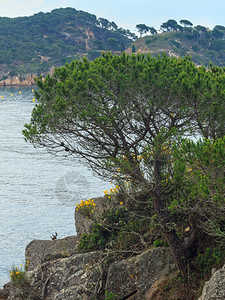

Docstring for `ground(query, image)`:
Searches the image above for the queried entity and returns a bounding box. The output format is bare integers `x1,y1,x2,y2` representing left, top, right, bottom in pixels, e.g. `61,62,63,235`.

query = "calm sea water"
0,87,109,288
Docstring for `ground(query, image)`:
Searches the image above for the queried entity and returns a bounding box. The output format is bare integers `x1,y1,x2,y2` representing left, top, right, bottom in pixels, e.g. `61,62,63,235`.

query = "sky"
0,0,224,33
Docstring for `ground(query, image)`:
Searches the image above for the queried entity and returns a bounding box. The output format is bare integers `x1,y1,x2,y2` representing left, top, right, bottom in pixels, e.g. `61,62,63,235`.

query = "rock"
0,75,37,86
0,289,6,300
26,251,103,300
105,247,175,299
25,235,79,271
4,244,175,300
4,197,177,300
199,264,225,300
3,282,21,300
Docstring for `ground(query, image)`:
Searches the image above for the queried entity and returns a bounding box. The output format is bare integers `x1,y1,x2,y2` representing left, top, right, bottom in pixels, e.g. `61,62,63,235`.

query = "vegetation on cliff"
1,12,225,81
0,7,135,78
131,19,225,67
23,53,225,279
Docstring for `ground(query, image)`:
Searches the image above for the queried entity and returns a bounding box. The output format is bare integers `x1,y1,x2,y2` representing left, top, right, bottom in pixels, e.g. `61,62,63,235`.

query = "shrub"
76,199,96,218
9,261,29,287
194,247,225,277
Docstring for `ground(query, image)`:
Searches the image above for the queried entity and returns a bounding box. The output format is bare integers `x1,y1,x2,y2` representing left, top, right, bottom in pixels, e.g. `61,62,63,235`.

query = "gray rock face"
25,235,78,271
199,264,225,300
4,244,175,300
26,251,103,300
4,196,177,300
26,247,175,300
106,247,175,299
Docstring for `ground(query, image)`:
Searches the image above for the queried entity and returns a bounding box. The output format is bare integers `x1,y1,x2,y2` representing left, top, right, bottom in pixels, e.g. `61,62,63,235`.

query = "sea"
0,86,109,288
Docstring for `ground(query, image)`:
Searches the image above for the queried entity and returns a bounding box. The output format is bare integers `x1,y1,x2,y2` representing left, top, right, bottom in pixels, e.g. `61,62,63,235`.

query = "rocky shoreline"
2,197,225,299
0,67,55,86
0,75,37,86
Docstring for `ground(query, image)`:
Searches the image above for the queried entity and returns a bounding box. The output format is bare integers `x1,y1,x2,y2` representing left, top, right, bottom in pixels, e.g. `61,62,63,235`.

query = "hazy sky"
0,0,224,33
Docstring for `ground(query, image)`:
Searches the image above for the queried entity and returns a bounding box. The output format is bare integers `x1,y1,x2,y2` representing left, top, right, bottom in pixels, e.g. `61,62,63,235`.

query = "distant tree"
160,19,178,32
110,21,118,30
180,19,193,27
120,41,125,52
87,50,100,61
93,39,104,50
195,25,207,33
136,24,150,37
107,38,118,51
149,26,157,35
214,25,225,31
212,25,225,39
131,44,136,53
174,24,184,32
98,17,110,29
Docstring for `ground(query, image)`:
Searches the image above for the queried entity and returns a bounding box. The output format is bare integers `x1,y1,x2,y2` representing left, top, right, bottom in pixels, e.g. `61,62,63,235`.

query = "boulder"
25,235,79,271
105,247,175,299
0,289,6,300
199,264,225,300
25,251,103,300
0,75,37,86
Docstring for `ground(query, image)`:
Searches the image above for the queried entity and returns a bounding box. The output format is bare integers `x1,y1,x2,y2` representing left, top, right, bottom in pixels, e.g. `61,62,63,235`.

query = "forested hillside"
130,19,225,67
0,7,135,79
1,12,225,81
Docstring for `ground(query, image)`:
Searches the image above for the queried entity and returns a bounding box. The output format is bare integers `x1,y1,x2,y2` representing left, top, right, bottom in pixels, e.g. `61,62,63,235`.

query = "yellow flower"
120,202,123,205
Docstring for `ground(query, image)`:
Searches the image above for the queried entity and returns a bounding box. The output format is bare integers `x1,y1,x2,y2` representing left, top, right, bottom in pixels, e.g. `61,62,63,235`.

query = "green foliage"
170,138,225,240
153,239,165,247
160,19,178,32
136,24,150,36
0,8,134,77
88,50,101,60
9,261,29,288
194,247,225,277
77,201,154,253
180,20,193,27
131,45,136,53
145,38,152,45
132,21,225,67
105,291,117,300
192,44,200,52
78,208,129,252
24,52,225,275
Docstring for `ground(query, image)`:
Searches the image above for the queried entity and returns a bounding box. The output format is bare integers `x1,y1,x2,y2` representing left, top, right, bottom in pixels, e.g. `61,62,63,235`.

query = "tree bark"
152,157,187,275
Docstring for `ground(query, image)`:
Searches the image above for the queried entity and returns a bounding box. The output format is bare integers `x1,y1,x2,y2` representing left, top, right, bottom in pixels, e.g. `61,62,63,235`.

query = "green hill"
129,24,225,67
1,12,225,80
0,7,135,79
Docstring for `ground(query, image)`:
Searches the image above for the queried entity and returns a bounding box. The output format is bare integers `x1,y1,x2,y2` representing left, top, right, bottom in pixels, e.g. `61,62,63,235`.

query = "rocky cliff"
0,75,37,86
2,197,225,299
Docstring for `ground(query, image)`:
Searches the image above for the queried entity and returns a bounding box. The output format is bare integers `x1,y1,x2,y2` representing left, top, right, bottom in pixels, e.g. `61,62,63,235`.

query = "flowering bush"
9,260,29,287
103,185,120,199
76,199,96,217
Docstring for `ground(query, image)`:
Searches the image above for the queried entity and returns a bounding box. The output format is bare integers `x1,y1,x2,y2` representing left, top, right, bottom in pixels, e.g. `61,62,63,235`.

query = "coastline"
0,75,37,87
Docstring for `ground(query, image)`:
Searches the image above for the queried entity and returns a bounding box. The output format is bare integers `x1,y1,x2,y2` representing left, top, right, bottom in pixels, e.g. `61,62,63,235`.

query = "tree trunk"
152,157,187,275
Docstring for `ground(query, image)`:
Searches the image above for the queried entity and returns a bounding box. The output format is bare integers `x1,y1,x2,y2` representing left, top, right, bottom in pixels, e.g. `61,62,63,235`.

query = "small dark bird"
50,232,57,240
